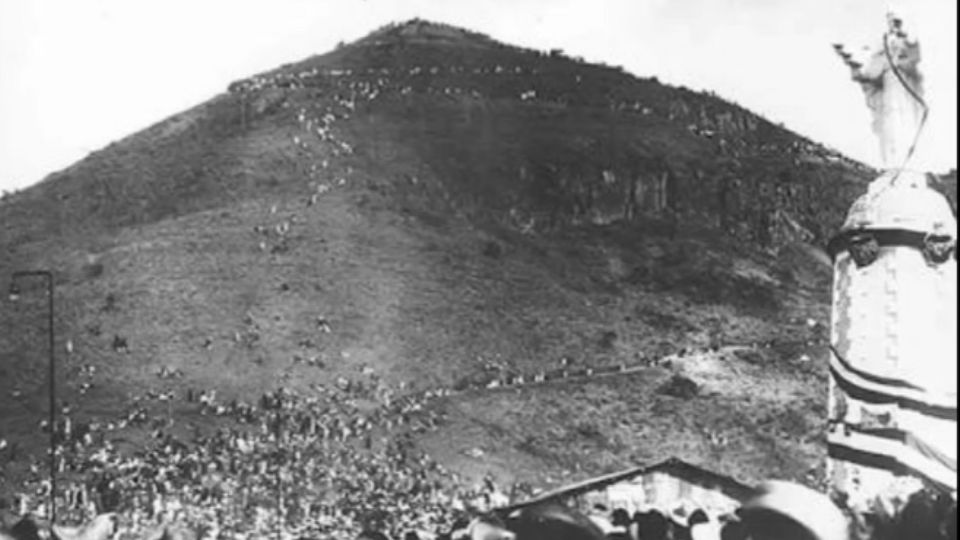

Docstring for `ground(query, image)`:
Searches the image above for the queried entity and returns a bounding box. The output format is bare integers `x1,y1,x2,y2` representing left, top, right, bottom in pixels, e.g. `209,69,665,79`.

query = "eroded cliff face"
397,100,869,252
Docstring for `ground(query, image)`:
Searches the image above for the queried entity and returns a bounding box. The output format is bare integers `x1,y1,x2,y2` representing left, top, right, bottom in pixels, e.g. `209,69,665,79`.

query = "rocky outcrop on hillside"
222,21,873,254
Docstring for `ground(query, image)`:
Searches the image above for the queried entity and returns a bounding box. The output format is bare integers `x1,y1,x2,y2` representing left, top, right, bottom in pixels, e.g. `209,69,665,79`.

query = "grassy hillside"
2,19,945,502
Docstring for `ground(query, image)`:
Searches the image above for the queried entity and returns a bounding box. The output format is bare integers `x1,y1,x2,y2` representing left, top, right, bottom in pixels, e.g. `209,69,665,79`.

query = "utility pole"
8,270,57,524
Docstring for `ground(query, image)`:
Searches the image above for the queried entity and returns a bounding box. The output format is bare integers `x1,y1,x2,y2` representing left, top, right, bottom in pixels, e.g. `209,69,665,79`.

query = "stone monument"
835,12,927,171
826,9,957,521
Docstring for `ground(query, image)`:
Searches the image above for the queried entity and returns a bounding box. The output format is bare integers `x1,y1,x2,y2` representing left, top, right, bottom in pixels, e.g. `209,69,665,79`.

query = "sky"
0,0,956,193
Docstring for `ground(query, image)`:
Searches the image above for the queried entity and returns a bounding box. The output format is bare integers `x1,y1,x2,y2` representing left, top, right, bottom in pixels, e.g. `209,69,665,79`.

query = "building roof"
498,457,757,514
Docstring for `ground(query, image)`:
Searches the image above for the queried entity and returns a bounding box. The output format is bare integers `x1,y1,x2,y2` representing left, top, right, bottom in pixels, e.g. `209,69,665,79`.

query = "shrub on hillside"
657,374,699,399
83,262,104,279
452,376,472,392
102,293,118,312
575,421,604,440
733,348,765,365
481,240,503,259
598,330,617,350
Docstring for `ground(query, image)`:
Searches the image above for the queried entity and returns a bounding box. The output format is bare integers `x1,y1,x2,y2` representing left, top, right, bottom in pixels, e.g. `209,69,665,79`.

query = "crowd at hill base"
1,477,955,540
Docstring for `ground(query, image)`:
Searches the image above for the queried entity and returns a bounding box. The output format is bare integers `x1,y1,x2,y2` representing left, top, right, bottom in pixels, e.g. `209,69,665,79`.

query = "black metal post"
276,466,282,540
9,270,56,524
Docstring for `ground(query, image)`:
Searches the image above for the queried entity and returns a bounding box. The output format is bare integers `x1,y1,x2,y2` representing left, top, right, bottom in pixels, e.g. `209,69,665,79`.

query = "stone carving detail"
921,234,955,265
847,232,881,268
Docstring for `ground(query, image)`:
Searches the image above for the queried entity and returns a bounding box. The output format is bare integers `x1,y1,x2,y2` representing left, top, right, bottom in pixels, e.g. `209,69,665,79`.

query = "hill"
1,19,952,508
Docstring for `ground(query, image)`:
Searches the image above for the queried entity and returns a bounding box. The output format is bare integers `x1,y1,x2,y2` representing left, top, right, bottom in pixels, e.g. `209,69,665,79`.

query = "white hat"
739,481,849,540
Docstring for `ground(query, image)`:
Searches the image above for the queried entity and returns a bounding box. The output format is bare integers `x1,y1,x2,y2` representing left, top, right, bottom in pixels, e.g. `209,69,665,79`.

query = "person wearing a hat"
633,510,668,540
737,481,849,540
607,508,631,540
689,508,722,540
668,506,693,540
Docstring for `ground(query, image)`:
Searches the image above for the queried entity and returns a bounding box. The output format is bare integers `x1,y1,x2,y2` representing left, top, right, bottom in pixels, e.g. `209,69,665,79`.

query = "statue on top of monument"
833,10,927,171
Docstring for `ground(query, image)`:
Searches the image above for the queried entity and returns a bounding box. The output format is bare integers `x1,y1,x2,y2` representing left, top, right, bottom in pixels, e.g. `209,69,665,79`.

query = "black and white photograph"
0,1,956,539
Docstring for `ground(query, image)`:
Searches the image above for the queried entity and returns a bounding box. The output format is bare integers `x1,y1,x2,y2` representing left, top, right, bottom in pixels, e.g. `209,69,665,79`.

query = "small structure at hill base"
496,458,754,523
827,8,957,517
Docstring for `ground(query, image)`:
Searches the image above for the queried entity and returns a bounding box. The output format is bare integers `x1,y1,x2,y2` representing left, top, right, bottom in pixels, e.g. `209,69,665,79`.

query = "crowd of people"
0,27,931,540
224,46,742,137
0,331,840,540
2,476,956,540
0,27,867,260
2,381,519,540
220,30,868,262
0,327,855,540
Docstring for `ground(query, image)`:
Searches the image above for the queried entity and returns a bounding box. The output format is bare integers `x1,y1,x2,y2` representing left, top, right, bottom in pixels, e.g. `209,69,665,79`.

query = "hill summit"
357,18,507,48
1,19,943,501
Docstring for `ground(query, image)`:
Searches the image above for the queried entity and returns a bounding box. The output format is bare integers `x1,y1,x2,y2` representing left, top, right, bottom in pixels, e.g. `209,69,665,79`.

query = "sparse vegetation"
598,330,618,350
1,17,951,500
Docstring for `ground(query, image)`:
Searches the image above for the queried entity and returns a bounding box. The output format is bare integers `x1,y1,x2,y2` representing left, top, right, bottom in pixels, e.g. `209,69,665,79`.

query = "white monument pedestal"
826,169,957,513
